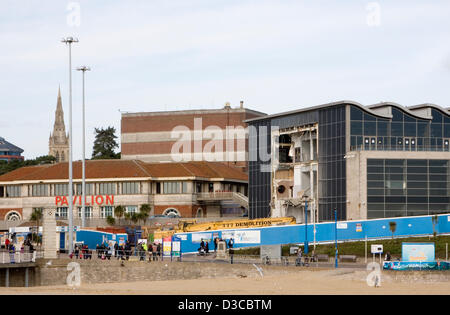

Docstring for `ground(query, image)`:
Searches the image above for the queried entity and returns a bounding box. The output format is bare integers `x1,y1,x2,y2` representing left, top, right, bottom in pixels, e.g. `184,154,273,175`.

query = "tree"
0,155,56,176
91,126,120,159
139,204,151,226
106,216,116,226
30,208,43,247
389,221,397,240
114,205,125,225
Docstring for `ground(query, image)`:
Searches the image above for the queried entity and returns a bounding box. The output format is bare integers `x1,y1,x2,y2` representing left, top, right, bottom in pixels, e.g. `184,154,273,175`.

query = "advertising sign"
402,243,435,262
234,230,260,244
192,233,212,243
163,237,172,257
337,223,348,229
222,231,235,240
172,236,181,257
356,223,362,232
371,244,383,254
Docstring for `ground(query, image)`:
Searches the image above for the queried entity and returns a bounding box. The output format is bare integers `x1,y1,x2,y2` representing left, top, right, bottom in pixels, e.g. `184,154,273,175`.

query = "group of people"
198,237,234,255
3,238,35,254
74,241,163,262
136,242,162,261
72,244,93,259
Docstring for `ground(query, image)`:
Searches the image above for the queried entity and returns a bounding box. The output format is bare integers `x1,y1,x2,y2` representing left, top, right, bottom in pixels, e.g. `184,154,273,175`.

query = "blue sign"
383,261,450,271
402,243,435,262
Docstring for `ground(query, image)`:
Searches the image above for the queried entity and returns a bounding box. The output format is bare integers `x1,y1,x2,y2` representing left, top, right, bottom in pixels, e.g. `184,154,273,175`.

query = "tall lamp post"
304,197,309,255
61,36,79,254
334,208,338,268
76,66,91,228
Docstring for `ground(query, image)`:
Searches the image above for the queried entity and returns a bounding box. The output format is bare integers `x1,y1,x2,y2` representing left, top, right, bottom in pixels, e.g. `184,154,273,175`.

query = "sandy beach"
1,268,449,295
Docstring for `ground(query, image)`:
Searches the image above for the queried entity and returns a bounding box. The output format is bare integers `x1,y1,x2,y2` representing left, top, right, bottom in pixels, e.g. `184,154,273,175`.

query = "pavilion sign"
55,195,115,206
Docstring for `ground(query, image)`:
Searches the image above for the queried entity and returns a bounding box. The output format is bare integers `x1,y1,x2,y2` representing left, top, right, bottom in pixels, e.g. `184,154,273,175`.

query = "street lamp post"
76,66,91,228
304,199,309,254
334,208,338,268
61,36,79,255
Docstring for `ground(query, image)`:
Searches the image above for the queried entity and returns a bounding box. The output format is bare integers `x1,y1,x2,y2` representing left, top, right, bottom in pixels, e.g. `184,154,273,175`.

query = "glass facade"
318,105,346,221
367,159,450,218
248,119,272,219
350,107,450,152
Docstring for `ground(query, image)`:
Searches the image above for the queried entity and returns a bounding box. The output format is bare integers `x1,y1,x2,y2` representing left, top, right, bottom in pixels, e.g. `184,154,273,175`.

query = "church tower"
49,87,69,163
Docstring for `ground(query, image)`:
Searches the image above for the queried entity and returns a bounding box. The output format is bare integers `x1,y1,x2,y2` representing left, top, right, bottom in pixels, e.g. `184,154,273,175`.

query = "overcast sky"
1,0,450,160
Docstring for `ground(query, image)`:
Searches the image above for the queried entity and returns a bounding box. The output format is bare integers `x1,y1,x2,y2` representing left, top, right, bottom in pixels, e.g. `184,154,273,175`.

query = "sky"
1,0,450,160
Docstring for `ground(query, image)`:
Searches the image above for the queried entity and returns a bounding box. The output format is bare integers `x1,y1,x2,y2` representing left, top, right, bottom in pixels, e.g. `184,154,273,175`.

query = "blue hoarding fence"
174,213,450,255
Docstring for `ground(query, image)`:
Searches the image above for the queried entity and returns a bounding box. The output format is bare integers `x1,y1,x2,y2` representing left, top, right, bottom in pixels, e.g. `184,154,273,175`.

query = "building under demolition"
246,101,450,223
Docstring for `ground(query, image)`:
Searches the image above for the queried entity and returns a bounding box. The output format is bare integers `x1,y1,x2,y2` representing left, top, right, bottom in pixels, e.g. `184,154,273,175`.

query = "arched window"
6,211,21,221
61,151,65,162
196,208,203,218
163,208,181,217
55,151,60,163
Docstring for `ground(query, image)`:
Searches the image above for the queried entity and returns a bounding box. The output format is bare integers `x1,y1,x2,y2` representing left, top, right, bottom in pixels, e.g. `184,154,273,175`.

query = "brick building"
0,159,248,225
121,102,266,169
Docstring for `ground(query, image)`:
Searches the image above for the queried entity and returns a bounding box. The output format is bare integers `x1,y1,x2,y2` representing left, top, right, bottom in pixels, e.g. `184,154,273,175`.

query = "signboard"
371,244,383,254
192,233,212,243
384,261,449,271
402,243,435,262
337,222,348,229
290,246,299,255
234,230,260,244
172,236,181,258
55,195,114,206
356,223,362,232
163,237,172,257
222,231,235,240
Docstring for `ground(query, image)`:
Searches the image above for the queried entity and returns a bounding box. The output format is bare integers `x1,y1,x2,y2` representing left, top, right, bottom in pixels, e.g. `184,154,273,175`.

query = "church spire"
49,86,69,162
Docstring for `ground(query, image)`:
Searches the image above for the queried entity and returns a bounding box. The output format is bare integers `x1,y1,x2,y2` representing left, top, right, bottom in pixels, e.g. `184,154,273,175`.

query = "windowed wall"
318,105,346,221
162,181,188,194
367,159,450,218
350,107,450,152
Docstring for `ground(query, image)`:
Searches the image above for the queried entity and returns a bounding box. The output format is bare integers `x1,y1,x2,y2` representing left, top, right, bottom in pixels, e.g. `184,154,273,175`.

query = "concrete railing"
196,192,248,208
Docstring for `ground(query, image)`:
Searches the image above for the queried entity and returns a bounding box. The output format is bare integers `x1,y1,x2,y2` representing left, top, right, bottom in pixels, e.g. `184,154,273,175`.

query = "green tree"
106,216,116,226
0,155,56,176
114,205,125,225
139,204,151,225
30,208,43,247
91,127,120,159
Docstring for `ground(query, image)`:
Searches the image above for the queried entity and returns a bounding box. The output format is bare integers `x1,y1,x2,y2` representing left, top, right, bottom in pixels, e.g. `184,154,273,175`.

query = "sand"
1,268,449,295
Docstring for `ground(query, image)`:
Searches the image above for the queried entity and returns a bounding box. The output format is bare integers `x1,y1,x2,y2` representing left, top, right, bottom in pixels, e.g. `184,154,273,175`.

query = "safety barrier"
0,251,43,264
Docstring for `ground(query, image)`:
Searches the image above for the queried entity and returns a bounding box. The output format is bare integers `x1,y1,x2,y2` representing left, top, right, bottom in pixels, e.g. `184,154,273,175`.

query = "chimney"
240,100,244,109
224,102,231,109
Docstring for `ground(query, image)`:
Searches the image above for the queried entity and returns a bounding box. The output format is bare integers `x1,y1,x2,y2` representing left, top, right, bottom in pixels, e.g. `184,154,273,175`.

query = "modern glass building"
246,101,450,223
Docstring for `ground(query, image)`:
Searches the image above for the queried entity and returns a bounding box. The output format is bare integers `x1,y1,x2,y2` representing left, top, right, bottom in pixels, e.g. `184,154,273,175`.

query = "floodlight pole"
76,66,91,228
61,36,78,255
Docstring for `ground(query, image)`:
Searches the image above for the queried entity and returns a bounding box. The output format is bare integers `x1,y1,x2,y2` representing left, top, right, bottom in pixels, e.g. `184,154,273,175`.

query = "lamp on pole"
76,66,90,228
61,36,79,254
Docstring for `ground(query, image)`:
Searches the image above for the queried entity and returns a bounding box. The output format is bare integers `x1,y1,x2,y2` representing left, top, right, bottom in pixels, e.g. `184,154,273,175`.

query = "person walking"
148,243,153,262
157,243,161,259
152,243,158,261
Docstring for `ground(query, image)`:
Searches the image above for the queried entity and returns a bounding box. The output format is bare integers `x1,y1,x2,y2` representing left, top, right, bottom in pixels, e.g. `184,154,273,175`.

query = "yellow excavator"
152,216,296,240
